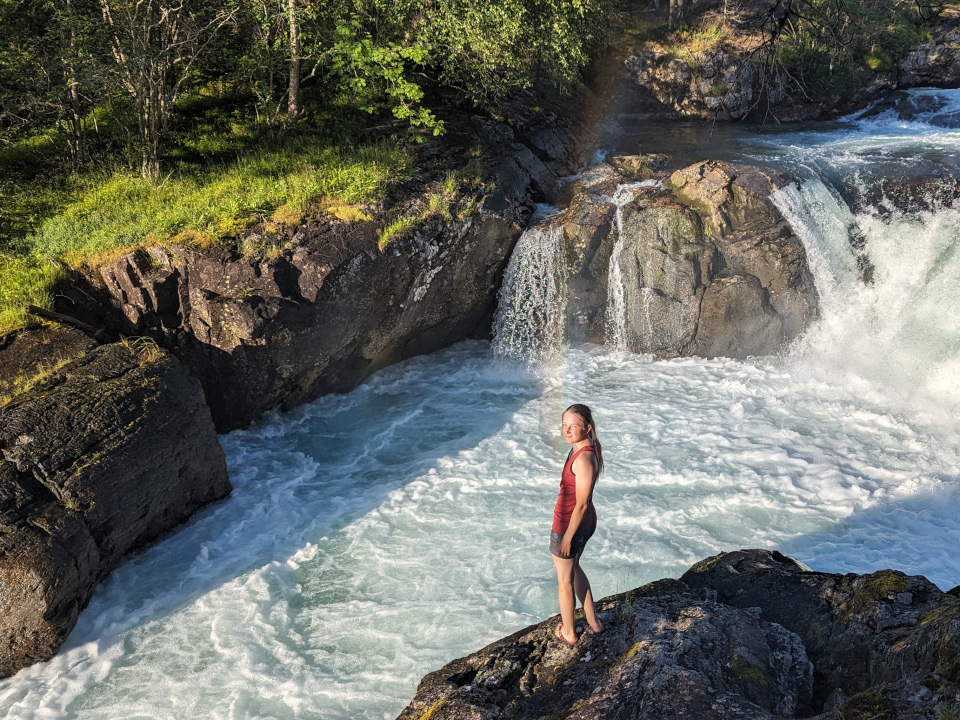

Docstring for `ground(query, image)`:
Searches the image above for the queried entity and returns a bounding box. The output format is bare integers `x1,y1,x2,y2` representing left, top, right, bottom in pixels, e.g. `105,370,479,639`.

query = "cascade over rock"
0,334,229,677
399,551,960,720
560,159,818,358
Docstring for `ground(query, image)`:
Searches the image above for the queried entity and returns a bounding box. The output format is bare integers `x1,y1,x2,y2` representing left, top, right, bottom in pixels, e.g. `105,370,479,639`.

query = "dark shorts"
550,523,596,558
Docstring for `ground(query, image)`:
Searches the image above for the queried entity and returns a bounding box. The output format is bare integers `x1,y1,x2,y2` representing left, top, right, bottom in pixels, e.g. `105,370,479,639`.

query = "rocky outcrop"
682,550,960,717
899,29,960,90
399,551,960,720
621,49,786,120
398,578,814,720
0,336,230,677
63,126,581,432
562,159,818,358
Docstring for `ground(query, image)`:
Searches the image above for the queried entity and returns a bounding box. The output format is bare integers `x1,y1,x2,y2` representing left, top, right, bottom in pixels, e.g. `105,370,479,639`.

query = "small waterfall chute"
605,182,650,351
492,208,568,362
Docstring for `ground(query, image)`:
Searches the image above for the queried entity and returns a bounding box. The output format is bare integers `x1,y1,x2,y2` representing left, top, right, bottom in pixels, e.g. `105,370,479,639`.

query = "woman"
551,403,605,645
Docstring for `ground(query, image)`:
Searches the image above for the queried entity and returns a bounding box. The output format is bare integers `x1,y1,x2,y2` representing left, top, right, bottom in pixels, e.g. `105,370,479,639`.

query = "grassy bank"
0,136,414,333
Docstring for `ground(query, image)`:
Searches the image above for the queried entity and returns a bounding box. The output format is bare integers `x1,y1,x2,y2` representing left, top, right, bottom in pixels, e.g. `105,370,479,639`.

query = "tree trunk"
65,0,84,165
287,0,300,119
669,0,680,30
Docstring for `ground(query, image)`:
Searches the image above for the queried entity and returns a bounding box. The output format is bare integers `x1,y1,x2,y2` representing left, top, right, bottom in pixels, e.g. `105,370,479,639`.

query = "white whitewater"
3,90,960,720
492,207,567,362
605,182,647,351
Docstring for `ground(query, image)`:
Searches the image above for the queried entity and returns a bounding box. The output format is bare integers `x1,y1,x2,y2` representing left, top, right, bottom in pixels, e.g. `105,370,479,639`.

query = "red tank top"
552,445,598,533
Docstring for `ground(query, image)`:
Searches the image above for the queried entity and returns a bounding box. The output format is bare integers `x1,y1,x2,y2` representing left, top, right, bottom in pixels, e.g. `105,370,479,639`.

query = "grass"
377,176,466,251
0,351,80,408
0,136,414,334
33,138,414,264
0,254,65,332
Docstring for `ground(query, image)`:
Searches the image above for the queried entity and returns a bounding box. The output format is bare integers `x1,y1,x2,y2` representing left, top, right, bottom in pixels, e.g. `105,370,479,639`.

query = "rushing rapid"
2,89,960,720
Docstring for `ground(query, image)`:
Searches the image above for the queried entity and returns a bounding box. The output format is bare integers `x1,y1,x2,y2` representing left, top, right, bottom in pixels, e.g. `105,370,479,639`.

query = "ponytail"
564,404,604,477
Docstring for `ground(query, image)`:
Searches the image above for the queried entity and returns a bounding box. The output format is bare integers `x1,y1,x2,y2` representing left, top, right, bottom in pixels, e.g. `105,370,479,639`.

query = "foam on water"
2,342,959,719
4,88,960,720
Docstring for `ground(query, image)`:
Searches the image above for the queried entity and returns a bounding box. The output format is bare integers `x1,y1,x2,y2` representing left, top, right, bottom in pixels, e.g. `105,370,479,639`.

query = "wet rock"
561,159,818,358
0,340,230,677
692,273,784,358
682,549,960,716
397,578,814,720
616,194,716,354
846,170,960,216
562,164,619,342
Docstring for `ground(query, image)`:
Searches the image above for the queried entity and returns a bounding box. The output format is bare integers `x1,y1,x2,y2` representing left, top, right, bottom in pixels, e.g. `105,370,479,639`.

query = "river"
2,89,959,719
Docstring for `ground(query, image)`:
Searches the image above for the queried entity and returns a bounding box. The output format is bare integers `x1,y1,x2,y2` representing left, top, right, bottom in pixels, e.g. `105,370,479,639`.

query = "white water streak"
605,182,648,351
492,210,568,363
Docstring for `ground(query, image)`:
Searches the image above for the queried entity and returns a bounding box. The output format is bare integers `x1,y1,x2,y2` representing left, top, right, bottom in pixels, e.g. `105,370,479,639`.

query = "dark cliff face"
59,121,583,432
0,336,230,677
398,550,960,720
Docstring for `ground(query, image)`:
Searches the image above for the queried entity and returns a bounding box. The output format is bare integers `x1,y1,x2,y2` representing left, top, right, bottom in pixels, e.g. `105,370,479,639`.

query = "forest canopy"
0,0,614,178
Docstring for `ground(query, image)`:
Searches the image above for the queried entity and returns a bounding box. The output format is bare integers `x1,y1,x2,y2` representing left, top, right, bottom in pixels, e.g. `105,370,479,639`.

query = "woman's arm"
559,453,596,557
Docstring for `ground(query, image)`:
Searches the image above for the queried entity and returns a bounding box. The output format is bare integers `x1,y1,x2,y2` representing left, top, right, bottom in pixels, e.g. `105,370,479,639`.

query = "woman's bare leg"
551,554,578,642
573,555,603,633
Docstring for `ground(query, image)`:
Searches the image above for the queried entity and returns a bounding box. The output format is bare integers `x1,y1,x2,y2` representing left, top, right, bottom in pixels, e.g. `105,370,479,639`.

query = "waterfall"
770,180,860,314
605,182,650,351
492,208,568,362
773,177,960,409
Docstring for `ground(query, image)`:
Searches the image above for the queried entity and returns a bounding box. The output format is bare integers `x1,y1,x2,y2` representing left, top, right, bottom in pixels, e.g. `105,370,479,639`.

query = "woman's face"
562,411,590,444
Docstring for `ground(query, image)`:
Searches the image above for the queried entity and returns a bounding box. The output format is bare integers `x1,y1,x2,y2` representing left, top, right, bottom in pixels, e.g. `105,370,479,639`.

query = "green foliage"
776,0,936,100
330,18,441,136
0,253,63,331
30,138,412,261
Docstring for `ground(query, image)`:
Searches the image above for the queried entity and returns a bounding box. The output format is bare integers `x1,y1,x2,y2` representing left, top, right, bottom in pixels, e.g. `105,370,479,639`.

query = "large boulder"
561,159,818,358
0,336,230,677
397,579,814,720
682,549,960,716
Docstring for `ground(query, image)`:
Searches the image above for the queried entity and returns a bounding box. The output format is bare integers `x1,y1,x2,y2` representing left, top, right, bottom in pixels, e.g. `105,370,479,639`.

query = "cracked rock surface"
399,550,960,720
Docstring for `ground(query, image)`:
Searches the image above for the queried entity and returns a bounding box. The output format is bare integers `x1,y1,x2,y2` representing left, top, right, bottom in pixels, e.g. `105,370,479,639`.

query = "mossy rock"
921,597,960,626
729,652,769,686
835,688,896,720
840,570,908,620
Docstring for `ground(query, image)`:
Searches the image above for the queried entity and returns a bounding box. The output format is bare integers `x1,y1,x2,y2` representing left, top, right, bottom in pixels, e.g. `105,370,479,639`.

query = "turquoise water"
2,89,960,719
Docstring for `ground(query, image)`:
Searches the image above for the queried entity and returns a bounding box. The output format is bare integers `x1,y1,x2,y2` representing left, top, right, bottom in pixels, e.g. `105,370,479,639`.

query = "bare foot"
588,618,604,634
555,622,578,646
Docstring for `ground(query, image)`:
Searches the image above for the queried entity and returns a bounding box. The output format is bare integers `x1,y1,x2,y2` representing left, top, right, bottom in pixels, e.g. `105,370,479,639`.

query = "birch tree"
98,0,236,178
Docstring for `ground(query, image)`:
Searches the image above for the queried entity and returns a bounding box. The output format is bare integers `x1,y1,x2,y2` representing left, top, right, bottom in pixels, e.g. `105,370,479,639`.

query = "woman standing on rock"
552,403,605,645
